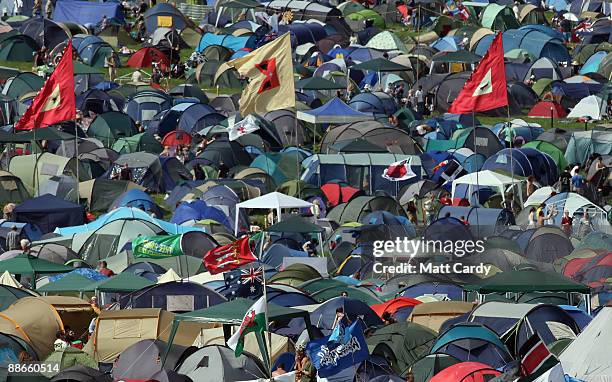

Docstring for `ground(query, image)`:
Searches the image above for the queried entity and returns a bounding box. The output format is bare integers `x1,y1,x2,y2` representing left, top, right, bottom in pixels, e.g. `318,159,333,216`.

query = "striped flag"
519,334,556,376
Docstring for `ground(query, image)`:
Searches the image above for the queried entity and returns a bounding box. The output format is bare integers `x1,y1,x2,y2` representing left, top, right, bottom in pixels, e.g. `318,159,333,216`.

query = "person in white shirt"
414,85,425,114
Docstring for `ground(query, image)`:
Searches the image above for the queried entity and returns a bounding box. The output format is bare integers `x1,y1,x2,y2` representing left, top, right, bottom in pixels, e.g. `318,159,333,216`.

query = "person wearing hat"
6,225,19,251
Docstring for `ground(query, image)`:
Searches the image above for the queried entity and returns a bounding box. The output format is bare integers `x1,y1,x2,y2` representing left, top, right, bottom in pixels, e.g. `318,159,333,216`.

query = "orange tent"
370,297,421,318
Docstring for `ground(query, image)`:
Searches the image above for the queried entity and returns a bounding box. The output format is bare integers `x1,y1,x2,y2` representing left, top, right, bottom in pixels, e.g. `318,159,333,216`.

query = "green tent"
464,269,590,293
394,108,419,130
311,285,382,305
268,263,321,286
88,111,138,148
532,78,553,97
522,140,568,171
266,215,325,234
480,4,520,31
42,348,98,377
352,58,410,72
295,76,345,91
273,181,325,202
0,34,38,61
327,138,387,153
365,31,407,53
112,132,163,154
250,152,303,185
366,322,438,376
37,273,95,294
84,272,154,293
411,354,461,382
299,278,347,294
0,254,72,288
337,1,365,16
2,72,44,99
0,284,33,311
347,9,385,29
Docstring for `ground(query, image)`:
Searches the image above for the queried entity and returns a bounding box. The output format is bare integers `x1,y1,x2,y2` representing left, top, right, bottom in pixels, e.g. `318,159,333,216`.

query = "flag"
447,33,507,114
306,320,369,378
224,266,264,299
227,296,267,357
382,158,417,181
226,33,295,115
132,234,183,258
203,236,257,275
15,41,76,130
227,114,260,141
519,333,557,376
458,3,470,20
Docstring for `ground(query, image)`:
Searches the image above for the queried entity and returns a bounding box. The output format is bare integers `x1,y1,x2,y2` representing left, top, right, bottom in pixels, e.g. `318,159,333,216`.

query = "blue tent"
297,97,374,124
400,282,464,300
519,25,565,42
551,81,604,100
171,200,232,231
262,243,308,269
123,91,173,123
177,103,224,134
348,92,398,117
109,189,162,217
13,194,85,234
482,148,558,186
278,22,327,45
310,297,382,334
430,36,459,52
53,0,125,25
49,268,107,282
580,51,608,75
197,33,257,53
55,207,200,236
431,323,513,368
200,185,248,233
144,3,189,35
476,29,571,63
120,281,227,310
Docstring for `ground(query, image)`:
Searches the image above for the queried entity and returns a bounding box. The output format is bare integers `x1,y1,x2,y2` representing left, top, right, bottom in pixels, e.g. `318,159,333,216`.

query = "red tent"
370,297,421,318
127,47,170,69
321,182,363,207
162,131,192,147
527,101,567,118
430,362,501,382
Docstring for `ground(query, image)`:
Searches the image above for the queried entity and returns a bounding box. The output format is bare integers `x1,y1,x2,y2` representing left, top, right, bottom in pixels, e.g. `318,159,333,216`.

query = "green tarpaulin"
464,269,590,293
37,273,94,293
84,272,154,293
295,77,345,90
351,58,410,72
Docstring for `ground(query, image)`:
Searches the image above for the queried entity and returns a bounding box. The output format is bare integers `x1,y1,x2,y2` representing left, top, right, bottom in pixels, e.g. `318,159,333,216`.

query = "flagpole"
258,231,272,378
74,125,80,202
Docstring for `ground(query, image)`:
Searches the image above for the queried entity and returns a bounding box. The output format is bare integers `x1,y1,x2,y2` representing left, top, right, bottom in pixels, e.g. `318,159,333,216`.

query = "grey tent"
112,339,188,381
176,345,267,382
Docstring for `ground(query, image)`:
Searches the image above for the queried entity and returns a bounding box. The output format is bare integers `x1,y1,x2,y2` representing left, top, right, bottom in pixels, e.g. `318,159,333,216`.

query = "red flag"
15,41,76,130
447,33,507,114
203,236,257,274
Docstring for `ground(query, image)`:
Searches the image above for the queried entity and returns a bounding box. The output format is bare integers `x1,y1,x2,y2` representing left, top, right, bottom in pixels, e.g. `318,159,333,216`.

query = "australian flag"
224,266,264,299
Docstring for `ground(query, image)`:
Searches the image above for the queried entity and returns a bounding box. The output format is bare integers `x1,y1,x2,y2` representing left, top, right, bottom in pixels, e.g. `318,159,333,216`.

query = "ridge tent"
234,192,312,234
119,281,226,311
79,178,145,212
144,3,190,35
296,97,374,124
8,153,83,195
452,170,524,206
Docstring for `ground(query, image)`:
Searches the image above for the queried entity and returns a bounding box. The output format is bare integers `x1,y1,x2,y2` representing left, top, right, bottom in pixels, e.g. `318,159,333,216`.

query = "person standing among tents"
105,52,117,82
415,85,425,115
561,210,573,236
526,176,537,197
5,225,19,251
560,166,572,193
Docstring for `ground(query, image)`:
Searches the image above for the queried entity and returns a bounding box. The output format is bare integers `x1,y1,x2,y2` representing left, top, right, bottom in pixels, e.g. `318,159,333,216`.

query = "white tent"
523,186,557,207
157,268,181,284
0,270,23,288
452,170,524,205
234,192,312,235
567,95,605,120
559,307,612,381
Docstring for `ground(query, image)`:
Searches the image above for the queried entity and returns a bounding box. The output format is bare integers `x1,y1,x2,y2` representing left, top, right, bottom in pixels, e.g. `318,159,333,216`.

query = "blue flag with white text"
306,320,369,377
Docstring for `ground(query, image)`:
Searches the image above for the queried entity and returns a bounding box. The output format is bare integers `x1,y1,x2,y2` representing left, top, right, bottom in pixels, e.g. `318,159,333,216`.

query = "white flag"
382,158,417,181
228,115,260,141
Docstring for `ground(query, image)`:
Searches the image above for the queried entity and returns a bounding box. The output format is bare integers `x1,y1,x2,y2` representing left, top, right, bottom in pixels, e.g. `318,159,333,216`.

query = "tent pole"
75,127,80,203
261,245,272,377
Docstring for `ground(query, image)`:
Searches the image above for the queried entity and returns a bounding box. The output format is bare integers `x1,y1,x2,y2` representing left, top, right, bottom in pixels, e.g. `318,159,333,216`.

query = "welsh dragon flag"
227,296,267,357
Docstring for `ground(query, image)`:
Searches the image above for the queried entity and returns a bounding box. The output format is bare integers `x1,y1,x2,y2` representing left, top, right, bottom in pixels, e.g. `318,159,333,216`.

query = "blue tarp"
197,33,257,53
298,97,374,124
53,0,125,25
54,207,201,236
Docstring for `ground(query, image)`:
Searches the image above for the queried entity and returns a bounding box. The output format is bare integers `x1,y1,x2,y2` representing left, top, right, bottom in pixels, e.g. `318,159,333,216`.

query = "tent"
9,153,84,195
464,269,590,295
565,130,612,165
327,195,407,224
119,281,226,311
408,301,475,332
13,194,85,234
528,101,567,118
296,97,374,124
127,47,170,69
176,345,267,381
143,3,190,35
234,192,312,235
0,33,38,61
79,178,145,212
366,322,437,376
83,308,201,362
123,90,173,123
112,339,187,381
559,307,612,381
53,0,125,25
452,170,524,206
429,362,501,382
567,94,606,120
0,170,30,204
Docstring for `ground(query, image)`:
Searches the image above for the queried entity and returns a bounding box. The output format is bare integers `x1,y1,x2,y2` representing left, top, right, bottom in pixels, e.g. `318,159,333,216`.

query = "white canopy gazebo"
452,170,524,206
234,192,313,235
